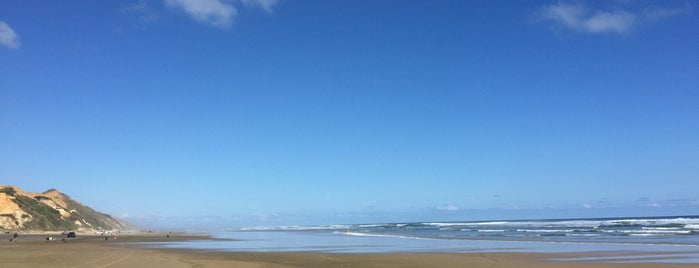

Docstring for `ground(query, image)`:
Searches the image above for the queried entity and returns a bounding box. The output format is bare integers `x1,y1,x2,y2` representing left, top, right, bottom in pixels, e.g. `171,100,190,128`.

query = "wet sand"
1,232,698,267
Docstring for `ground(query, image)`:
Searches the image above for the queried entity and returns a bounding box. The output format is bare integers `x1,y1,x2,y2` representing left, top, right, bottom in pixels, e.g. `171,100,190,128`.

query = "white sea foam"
566,234,601,237
358,224,384,228
336,231,437,240
629,233,671,237
603,218,699,227
493,217,699,229
417,217,699,232
425,221,509,227
515,229,579,233
239,217,699,233
642,227,684,230
235,216,698,246
240,225,351,231
424,222,468,227
470,221,510,226
600,229,692,234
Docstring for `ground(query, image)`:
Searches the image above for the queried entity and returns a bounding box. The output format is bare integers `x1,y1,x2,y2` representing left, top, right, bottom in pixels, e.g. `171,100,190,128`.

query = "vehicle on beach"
95,230,116,235
61,231,76,238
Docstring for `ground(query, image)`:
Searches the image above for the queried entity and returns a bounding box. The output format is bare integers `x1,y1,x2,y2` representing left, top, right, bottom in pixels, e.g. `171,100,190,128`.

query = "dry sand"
1,232,697,268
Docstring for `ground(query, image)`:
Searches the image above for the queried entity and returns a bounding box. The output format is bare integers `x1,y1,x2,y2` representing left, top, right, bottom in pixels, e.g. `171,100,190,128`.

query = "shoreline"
1,233,698,267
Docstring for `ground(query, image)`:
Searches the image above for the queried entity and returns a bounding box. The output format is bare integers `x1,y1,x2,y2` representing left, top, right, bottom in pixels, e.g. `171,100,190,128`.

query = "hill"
0,185,134,231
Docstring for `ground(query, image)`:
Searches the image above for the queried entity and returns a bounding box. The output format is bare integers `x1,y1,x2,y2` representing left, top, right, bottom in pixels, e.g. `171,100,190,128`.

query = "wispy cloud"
537,2,692,34
241,0,281,13
119,0,161,24
121,0,150,13
635,197,699,208
643,4,693,20
435,204,459,211
0,21,20,49
539,2,635,34
165,0,238,28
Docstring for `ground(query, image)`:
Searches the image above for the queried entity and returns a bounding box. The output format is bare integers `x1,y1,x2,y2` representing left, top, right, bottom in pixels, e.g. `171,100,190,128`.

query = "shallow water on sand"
138,216,699,263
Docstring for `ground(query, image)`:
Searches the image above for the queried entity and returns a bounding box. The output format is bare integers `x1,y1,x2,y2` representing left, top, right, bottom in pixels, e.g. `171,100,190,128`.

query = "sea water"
142,215,699,263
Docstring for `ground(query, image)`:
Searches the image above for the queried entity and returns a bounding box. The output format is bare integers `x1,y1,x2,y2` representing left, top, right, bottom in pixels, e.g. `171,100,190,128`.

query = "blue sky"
1,0,698,229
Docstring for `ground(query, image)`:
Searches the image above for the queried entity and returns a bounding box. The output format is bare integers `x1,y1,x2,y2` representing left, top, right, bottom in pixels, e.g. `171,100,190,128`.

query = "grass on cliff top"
0,187,17,196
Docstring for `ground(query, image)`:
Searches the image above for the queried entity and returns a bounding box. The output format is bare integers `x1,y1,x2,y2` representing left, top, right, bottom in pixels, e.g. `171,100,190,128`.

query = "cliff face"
0,185,133,231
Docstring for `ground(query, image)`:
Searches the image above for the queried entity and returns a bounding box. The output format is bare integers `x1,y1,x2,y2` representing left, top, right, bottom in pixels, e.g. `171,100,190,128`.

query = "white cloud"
580,203,592,209
538,2,692,34
0,21,20,49
241,0,281,13
642,202,662,208
584,10,635,33
165,0,238,28
539,3,636,34
435,204,459,211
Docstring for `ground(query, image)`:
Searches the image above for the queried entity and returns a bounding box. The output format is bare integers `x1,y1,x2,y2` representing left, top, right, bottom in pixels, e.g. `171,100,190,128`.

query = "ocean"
143,215,699,263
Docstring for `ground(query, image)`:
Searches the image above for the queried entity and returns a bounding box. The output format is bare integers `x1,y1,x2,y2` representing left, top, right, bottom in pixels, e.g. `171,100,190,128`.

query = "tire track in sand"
94,250,135,268
68,250,120,268
48,255,68,268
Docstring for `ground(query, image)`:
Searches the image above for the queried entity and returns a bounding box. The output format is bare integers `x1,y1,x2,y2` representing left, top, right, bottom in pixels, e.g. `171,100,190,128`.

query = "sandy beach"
0,232,697,268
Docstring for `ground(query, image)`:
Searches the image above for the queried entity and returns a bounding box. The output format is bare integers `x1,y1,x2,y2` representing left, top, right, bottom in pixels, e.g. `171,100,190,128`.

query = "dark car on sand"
61,231,76,238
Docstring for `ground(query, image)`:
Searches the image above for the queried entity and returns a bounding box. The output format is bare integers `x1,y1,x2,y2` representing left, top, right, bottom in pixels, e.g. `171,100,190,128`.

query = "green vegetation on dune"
13,195,75,230
0,186,129,231
0,187,17,196
62,194,114,230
